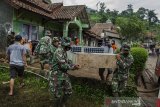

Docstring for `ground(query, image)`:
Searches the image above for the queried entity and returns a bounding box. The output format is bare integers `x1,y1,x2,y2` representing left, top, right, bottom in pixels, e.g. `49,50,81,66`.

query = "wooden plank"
68,52,117,69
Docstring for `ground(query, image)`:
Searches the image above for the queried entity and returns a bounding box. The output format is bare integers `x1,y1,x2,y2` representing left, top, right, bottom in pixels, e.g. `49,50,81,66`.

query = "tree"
100,13,108,23
147,10,159,26
127,4,133,15
136,7,148,20
120,4,133,17
99,2,106,15
120,10,129,17
116,16,147,41
108,9,119,24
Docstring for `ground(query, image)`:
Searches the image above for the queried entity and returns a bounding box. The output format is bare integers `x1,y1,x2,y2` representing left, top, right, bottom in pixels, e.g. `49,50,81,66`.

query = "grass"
0,67,137,107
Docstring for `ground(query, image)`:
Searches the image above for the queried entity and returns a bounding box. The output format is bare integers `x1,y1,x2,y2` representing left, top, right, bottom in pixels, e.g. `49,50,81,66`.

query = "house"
0,0,90,54
142,31,156,48
84,20,121,47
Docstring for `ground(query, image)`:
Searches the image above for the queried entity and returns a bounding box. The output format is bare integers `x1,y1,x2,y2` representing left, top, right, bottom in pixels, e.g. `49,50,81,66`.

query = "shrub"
114,48,120,54
131,42,141,48
130,47,148,74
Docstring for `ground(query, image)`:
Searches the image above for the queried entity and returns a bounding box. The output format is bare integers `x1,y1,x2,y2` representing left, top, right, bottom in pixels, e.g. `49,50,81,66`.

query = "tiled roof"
84,31,101,40
21,0,52,12
145,32,156,38
88,23,119,38
52,5,85,20
48,3,63,11
6,0,89,23
6,0,53,18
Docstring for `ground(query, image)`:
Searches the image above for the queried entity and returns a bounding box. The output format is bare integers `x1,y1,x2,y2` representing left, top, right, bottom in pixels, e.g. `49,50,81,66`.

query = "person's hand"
25,63,28,67
73,65,80,70
116,54,121,60
5,60,9,63
33,52,36,56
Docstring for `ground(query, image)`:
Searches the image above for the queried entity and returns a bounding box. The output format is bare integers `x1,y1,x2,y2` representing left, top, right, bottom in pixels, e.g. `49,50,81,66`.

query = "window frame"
22,24,39,41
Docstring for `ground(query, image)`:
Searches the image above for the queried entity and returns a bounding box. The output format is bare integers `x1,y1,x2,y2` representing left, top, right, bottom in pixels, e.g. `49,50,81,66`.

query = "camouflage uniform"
7,33,15,47
35,37,52,69
112,45,134,95
34,31,52,69
49,37,74,99
48,37,59,65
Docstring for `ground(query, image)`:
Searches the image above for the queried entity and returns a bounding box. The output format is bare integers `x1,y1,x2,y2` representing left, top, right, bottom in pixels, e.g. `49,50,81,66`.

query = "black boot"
61,95,69,107
40,62,44,70
54,98,61,107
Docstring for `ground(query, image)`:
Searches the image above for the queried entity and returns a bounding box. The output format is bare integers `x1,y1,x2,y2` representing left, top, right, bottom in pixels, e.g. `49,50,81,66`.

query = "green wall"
13,9,62,39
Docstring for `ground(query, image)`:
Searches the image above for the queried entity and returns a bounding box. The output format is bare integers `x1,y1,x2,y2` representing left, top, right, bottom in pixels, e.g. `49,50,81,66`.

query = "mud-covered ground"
0,67,137,107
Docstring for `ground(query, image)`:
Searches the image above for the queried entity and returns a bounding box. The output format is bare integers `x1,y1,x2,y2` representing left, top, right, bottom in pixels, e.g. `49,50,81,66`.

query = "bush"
130,47,148,74
131,42,142,48
114,48,120,54
131,43,141,47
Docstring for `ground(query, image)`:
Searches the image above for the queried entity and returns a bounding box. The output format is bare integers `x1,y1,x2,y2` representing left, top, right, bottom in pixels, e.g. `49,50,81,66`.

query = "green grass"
0,67,137,107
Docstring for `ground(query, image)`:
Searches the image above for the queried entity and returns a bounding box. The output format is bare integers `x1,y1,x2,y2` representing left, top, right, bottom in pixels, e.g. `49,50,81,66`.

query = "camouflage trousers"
112,73,128,93
49,70,72,98
39,55,49,64
39,55,50,70
26,50,34,65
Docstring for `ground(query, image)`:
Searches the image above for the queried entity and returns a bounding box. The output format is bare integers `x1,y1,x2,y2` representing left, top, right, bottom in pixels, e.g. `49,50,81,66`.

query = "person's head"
11,32,15,36
122,44,130,56
61,37,71,51
15,35,22,43
45,30,52,37
74,36,79,45
52,37,59,47
111,40,115,45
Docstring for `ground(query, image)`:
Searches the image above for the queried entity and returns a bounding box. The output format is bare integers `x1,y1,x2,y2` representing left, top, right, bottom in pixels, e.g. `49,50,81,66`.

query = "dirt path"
137,55,159,106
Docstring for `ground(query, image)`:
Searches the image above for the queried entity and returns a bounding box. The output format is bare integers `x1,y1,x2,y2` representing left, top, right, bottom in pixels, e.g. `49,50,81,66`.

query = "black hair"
112,40,115,43
15,35,22,42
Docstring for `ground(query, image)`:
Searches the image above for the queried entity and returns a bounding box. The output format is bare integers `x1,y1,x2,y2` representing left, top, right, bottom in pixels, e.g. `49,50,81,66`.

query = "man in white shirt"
99,40,114,82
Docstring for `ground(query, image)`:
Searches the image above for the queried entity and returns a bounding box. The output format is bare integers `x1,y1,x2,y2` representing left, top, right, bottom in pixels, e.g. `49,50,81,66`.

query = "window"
22,24,38,40
22,24,29,39
31,26,38,40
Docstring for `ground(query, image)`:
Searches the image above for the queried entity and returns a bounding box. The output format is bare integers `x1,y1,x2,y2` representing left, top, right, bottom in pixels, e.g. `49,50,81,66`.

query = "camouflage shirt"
34,36,52,55
48,45,57,64
115,53,134,80
7,35,14,46
51,47,73,72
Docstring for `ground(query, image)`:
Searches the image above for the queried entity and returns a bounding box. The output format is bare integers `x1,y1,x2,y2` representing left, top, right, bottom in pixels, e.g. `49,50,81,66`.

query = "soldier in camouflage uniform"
49,37,79,107
7,32,15,47
48,37,60,65
112,44,134,96
34,30,53,70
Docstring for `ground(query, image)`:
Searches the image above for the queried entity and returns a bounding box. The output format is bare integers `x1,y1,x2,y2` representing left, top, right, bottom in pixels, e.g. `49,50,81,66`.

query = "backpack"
35,37,49,54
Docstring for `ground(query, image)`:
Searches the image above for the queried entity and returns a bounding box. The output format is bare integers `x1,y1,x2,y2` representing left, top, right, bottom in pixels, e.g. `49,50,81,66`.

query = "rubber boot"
54,98,61,107
61,95,69,107
40,62,44,70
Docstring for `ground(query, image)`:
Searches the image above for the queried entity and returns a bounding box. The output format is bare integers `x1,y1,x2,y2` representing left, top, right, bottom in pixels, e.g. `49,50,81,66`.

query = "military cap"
122,44,130,51
52,37,59,42
61,37,71,47
45,30,52,36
